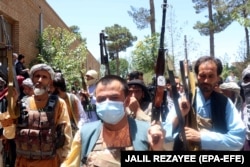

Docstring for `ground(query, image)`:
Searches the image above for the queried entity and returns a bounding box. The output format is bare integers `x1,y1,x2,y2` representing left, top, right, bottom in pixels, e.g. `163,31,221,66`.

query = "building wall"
0,0,100,73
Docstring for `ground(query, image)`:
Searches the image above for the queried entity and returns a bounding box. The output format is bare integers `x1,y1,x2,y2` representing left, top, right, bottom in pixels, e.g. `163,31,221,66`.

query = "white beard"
34,87,46,96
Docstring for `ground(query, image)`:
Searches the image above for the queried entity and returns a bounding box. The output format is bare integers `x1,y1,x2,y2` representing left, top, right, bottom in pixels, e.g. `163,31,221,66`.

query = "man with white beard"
13,64,72,167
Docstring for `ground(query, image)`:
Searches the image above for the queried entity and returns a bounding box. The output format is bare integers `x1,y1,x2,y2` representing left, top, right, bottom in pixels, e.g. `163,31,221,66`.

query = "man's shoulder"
212,91,228,100
128,117,150,129
81,120,102,130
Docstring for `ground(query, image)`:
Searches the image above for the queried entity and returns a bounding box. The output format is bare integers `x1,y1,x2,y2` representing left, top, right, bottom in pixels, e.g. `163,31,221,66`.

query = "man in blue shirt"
165,56,246,151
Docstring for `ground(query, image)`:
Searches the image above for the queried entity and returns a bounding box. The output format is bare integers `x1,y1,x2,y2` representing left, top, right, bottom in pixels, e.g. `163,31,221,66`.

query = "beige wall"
0,0,100,73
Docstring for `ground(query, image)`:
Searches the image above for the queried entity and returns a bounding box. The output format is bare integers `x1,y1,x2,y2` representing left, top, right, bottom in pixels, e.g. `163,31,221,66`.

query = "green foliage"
193,12,233,35
128,6,151,30
69,25,86,42
229,0,250,27
109,58,129,78
37,25,88,88
131,34,159,74
104,24,137,53
104,24,137,75
192,0,208,13
193,0,233,36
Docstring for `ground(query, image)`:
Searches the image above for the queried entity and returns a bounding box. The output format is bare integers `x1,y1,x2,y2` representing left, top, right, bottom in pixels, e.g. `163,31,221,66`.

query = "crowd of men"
0,54,249,167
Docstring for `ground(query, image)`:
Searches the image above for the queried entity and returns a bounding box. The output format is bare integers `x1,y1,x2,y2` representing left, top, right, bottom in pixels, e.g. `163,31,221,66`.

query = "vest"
174,90,228,151
80,117,150,162
15,95,59,159
210,91,228,133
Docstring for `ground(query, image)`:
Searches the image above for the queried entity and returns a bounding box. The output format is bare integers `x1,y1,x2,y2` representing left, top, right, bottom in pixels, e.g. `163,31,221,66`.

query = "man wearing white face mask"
81,69,99,122
62,75,166,167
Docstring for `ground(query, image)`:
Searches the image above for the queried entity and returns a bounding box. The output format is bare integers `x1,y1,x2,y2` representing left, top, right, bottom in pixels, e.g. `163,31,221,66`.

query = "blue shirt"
164,88,246,151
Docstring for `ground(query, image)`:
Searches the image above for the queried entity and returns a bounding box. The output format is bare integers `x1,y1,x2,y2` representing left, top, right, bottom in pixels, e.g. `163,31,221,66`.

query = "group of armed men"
0,54,249,167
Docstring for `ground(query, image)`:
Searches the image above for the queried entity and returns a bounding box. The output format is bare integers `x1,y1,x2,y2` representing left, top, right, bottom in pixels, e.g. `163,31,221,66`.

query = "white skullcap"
30,64,55,80
219,82,240,94
86,70,98,79
22,78,33,88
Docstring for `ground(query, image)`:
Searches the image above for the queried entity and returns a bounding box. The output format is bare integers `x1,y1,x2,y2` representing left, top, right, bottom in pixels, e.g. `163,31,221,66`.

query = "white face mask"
87,79,97,86
96,100,125,125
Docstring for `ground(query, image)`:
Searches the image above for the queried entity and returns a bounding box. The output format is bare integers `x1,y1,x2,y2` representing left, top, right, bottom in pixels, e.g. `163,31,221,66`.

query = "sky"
46,0,245,65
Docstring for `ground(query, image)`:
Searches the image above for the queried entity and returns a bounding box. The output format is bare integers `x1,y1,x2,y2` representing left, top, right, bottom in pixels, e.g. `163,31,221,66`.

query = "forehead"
96,80,124,96
33,70,51,78
22,85,32,89
129,84,142,89
198,61,217,74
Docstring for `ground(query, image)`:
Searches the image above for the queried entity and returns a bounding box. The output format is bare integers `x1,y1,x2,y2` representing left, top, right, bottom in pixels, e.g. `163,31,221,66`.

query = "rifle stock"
179,35,200,151
151,0,167,123
0,15,20,119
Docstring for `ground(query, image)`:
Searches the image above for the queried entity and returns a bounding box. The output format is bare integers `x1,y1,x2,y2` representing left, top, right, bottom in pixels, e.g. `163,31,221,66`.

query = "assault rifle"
100,31,110,75
0,15,20,119
179,35,200,151
151,0,167,123
180,35,191,101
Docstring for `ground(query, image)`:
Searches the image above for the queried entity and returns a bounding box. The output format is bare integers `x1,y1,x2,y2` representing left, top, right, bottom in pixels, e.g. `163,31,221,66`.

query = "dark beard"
198,83,214,93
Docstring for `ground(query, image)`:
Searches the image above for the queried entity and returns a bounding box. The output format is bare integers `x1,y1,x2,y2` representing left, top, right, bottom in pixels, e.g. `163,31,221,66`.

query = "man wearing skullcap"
14,63,72,167
80,69,99,122
219,81,243,112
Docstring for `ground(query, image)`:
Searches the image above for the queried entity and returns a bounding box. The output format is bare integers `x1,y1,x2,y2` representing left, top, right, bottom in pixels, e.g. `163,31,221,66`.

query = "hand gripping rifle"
179,35,200,151
0,15,20,119
100,31,110,75
151,0,167,124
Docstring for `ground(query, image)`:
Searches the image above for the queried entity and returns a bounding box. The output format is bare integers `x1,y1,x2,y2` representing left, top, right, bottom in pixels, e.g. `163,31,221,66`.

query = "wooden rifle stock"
179,35,200,151
151,0,167,123
0,15,20,119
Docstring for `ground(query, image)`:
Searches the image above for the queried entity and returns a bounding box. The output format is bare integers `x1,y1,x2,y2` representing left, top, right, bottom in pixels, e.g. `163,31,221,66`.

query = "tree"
192,0,233,57
128,0,156,35
109,58,129,78
226,0,250,61
69,25,86,43
132,34,159,74
37,25,88,88
104,24,137,75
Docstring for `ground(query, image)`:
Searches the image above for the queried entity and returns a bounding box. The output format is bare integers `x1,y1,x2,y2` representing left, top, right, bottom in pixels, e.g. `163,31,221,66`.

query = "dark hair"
128,71,141,80
18,54,25,61
53,73,67,92
165,78,171,84
96,75,129,97
194,56,223,75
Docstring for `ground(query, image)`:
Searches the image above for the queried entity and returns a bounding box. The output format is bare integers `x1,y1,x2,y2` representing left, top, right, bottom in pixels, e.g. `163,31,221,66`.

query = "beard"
198,83,214,93
33,85,48,96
